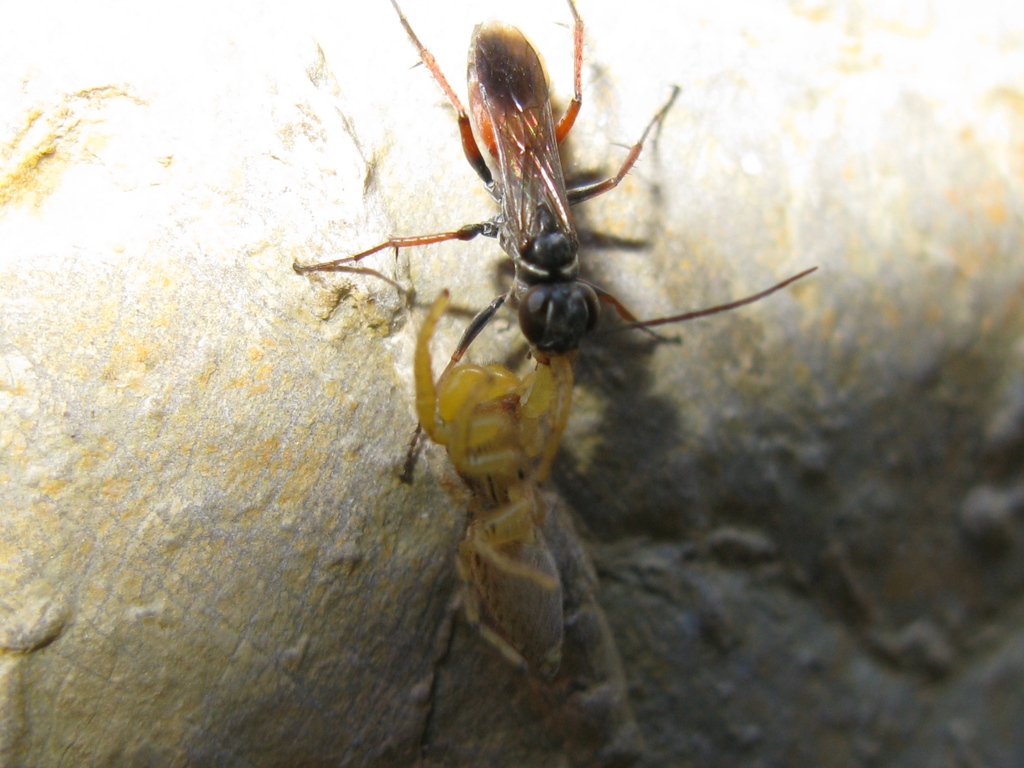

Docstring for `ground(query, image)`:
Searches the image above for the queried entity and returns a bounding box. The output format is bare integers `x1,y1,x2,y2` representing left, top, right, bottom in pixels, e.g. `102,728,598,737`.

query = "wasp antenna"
626,266,818,330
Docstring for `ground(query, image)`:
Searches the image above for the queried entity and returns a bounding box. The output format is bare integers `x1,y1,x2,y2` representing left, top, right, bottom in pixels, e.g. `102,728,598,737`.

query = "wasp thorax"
521,204,577,276
524,230,575,272
519,282,600,354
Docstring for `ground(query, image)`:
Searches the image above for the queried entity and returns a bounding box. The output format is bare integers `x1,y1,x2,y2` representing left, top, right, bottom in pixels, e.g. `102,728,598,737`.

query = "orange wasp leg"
567,84,681,206
553,0,584,144
389,0,494,188
292,221,494,274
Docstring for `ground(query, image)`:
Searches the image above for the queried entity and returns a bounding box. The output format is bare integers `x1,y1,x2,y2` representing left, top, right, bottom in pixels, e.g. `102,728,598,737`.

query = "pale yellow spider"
415,291,574,676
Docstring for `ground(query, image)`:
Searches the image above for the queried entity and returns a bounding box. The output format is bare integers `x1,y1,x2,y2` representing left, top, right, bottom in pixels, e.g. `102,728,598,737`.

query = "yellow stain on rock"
0,88,143,210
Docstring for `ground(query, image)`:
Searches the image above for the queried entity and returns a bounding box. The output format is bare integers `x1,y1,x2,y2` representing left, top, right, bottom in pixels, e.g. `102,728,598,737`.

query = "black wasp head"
519,282,600,354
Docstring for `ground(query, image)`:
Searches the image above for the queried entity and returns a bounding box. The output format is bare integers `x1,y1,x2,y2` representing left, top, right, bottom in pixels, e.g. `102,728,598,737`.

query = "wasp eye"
519,283,600,354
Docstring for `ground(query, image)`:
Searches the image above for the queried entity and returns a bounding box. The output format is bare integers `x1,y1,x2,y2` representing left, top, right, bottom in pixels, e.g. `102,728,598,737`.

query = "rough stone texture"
2,0,1022,766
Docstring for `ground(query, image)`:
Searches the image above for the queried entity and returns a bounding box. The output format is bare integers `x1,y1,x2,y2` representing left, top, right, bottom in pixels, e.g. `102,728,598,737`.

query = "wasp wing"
468,22,576,260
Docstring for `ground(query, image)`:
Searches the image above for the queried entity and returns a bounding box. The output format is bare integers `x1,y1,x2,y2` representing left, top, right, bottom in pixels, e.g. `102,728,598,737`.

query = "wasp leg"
439,293,509,377
293,221,496,274
389,0,494,189
567,85,680,205
554,0,584,143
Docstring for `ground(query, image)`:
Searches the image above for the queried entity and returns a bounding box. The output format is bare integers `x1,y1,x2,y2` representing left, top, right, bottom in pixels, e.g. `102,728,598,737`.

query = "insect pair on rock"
296,0,816,676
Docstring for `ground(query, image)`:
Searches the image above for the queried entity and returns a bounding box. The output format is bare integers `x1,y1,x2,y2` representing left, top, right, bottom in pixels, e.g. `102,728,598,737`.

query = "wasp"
294,0,817,364
416,290,574,676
